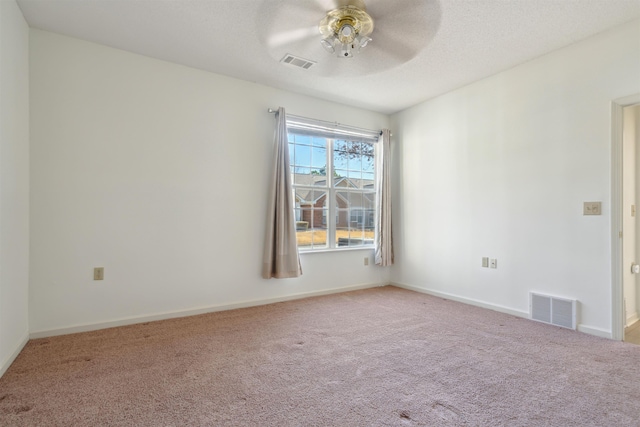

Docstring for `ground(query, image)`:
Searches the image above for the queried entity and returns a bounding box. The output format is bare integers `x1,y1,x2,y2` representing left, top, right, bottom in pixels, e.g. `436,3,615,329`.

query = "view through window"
289,132,376,250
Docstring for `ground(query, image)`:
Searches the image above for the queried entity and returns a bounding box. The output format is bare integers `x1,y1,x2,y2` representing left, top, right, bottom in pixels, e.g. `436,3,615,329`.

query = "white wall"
29,30,390,335
0,0,30,374
390,19,640,337
623,105,639,326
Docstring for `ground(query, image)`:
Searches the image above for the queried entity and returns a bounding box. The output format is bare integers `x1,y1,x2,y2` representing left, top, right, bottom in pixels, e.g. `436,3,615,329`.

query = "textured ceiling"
16,0,640,114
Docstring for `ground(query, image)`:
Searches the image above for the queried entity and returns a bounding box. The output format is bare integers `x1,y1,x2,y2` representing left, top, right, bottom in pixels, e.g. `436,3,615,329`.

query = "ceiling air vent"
280,54,316,70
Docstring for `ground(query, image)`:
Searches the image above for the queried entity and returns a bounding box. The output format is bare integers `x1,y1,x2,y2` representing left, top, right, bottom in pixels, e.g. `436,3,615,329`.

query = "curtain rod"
268,108,389,137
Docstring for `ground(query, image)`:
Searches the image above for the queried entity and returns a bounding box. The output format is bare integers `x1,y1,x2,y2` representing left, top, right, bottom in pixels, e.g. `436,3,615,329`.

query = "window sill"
299,246,374,255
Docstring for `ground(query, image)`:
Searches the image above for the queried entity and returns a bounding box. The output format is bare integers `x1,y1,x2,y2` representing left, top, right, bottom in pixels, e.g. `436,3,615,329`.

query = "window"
288,120,377,251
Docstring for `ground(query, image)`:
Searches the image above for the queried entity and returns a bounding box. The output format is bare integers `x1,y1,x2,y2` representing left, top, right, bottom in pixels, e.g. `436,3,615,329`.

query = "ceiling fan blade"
369,31,421,63
267,26,319,49
291,0,333,15
366,0,440,28
258,1,324,51
314,0,357,11
364,0,442,62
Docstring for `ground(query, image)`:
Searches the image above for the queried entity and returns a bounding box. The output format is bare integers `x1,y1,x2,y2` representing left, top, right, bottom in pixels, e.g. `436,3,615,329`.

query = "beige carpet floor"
1,286,639,426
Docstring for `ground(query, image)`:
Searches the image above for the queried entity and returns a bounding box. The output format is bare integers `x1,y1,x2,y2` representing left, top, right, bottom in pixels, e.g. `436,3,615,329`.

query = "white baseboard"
626,312,639,328
391,282,615,340
30,282,386,339
0,332,29,378
390,282,529,318
577,324,612,339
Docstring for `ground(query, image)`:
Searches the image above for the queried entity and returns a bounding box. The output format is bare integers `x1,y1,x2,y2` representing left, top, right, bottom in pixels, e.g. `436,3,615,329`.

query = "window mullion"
327,138,336,249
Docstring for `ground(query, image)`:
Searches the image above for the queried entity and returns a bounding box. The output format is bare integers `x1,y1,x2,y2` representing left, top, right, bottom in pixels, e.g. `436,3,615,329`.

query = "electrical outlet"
482,257,489,268
93,267,104,280
364,257,369,266
489,259,497,269
583,201,602,216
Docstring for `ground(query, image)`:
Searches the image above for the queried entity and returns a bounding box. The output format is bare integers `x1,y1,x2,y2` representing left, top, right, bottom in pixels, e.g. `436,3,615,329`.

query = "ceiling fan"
262,0,439,73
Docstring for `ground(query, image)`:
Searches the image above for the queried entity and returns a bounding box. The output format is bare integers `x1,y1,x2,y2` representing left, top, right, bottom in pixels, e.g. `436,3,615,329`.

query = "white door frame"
611,93,640,341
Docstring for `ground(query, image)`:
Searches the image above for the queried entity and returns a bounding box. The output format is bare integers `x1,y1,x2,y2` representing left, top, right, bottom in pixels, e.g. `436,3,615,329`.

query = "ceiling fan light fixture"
338,41,353,58
338,23,356,43
319,3,374,58
320,38,336,53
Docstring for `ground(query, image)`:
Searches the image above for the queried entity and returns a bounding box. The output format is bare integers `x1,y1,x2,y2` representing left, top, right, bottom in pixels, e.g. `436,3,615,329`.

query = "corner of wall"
0,333,29,378
0,0,31,377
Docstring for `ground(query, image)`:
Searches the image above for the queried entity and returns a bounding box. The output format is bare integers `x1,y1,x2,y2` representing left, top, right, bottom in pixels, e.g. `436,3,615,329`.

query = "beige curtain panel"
262,107,303,279
375,129,394,266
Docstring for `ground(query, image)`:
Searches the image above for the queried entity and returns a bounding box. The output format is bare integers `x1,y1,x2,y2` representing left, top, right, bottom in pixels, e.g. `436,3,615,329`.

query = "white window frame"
287,117,379,252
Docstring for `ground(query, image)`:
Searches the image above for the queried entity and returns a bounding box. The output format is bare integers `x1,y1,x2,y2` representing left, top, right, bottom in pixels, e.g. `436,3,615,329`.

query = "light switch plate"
583,202,602,216
482,257,489,268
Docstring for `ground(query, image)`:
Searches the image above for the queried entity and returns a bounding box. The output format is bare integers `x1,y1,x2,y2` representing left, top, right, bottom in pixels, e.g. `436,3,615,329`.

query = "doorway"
612,94,640,342
622,103,640,344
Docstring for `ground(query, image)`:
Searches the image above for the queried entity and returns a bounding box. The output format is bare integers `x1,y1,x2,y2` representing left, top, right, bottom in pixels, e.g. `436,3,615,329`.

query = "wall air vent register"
530,292,577,330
